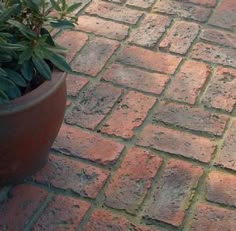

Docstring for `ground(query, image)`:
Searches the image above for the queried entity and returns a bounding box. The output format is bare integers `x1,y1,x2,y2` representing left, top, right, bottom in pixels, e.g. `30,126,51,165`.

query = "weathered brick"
137,124,216,163
202,67,236,112
66,74,89,97
159,21,199,54
153,0,211,22
103,63,170,95
77,15,129,40
83,209,159,231
176,0,217,7
0,185,48,231
105,146,162,213
117,46,182,74
128,14,171,48
127,0,156,9
55,31,88,63
144,159,203,227
190,204,236,231
85,1,143,24
34,154,109,198
65,83,122,129
206,171,236,207
191,42,236,68
166,60,210,104
153,101,229,136
208,0,236,30
200,29,236,48
53,124,124,165
33,195,90,230
215,120,236,171
101,91,156,139
72,37,119,76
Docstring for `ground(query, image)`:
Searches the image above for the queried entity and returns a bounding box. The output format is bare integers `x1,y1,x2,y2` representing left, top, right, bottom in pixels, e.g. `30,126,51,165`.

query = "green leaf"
0,76,15,91
5,85,22,99
0,91,10,104
0,43,26,51
67,3,81,13
47,53,72,73
32,56,52,80
49,0,61,11
20,61,33,81
40,28,55,46
18,48,33,64
4,69,27,87
0,4,19,22
50,19,74,29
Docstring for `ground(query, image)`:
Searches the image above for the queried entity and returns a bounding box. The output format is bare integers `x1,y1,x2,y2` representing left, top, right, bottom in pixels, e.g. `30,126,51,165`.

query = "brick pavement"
0,0,236,230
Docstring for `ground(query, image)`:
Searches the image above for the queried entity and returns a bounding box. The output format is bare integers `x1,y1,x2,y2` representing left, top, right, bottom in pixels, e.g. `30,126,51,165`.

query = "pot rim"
0,69,66,115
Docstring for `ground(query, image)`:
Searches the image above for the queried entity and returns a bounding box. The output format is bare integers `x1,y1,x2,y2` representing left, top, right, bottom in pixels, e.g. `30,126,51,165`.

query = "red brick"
166,60,210,104
33,195,90,230
65,83,122,129
202,67,236,112
144,159,203,227
103,63,170,95
137,124,216,163
153,101,229,136
83,209,159,231
53,124,124,165
128,14,171,48
101,91,156,139
77,15,129,40
0,185,48,231
208,0,236,30
215,120,236,171
127,0,156,9
190,204,236,231
206,171,236,207
85,1,143,24
117,46,182,74
191,42,236,68
159,21,199,54
200,29,236,48
55,31,88,63
66,74,89,97
34,154,109,198
72,37,119,76
105,146,162,213
176,0,217,7
153,0,211,22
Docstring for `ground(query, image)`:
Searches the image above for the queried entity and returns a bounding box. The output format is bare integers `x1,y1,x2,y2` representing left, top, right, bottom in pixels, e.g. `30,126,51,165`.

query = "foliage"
0,0,81,104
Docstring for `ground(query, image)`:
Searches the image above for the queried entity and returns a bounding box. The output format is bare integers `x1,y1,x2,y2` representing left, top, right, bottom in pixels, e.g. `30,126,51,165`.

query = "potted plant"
0,0,81,185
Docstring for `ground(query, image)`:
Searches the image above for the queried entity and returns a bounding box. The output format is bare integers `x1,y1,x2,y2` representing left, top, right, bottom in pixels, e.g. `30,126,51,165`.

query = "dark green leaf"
0,76,15,91
67,3,81,13
5,69,27,87
50,19,74,29
47,53,72,73
18,48,33,64
32,56,52,80
20,61,33,81
49,0,61,11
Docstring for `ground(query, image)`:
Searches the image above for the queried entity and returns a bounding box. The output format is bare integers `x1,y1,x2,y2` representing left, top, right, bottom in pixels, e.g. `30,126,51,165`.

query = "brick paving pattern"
0,0,236,230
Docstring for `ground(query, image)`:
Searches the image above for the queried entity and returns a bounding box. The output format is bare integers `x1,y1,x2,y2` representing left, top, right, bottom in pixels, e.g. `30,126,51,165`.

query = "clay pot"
0,70,66,185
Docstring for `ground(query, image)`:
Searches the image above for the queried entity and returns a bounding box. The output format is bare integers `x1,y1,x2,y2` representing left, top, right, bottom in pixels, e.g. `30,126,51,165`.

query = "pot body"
0,70,66,185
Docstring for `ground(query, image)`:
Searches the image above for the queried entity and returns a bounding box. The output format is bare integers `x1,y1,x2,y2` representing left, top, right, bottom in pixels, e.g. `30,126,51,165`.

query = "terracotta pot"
0,70,66,185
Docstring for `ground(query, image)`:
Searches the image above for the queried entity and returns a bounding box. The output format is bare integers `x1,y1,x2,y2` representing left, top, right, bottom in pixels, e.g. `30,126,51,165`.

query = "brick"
53,124,124,165
153,101,229,136
159,21,199,55
128,14,171,48
215,120,236,171
190,204,236,231
144,159,203,227
34,154,109,198
101,91,156,139
33,195,90,230
200,29,236,48
77,15,129,40
176,0,217,7
72,37,119,76
103,63,170,95
208,0,236,30
191,42,236,68
0,185,48,231
66,74,89,97
83,209,159,231
85,1,143,24
65,83,122,129
117,46,182,74
206,171,236,207
127,0,156,9
105,146,162,213
202,67,236,112
166,60,210,104
55,31,88,63
137,124,216,163
153,0,211,22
